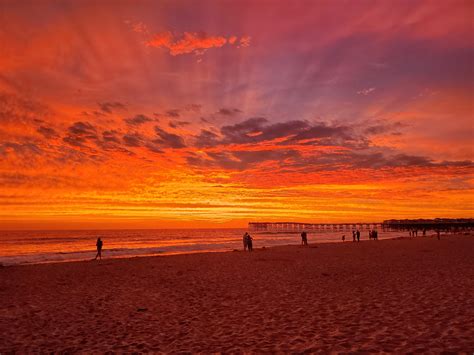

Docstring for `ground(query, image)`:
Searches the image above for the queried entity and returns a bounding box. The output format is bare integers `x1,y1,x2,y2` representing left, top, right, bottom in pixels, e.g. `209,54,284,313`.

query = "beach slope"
1,235,473,352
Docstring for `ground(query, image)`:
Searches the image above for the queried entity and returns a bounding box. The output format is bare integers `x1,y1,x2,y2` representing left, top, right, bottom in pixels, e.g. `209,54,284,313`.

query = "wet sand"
1,234,473,352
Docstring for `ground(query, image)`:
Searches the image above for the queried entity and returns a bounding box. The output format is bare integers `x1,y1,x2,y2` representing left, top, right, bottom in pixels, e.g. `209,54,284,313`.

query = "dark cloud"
153,126,186,148
289,122,350,141
124,114,153,126
63,121,98,147
0,91,49,124
168,120,190,129
37,126,58,139
187,149,301,170
233,149,301,165
191,117,474,172
288,150,474,172
102,130,121,144
99,101,126,114
55,146,106,165
195,129,220,148
218,108,242,116
217,118,354,147
184,104,202,112
97,130,133,153
166,109,180,117
68,122,97,137
81,110,106,117
220,117,268,143
123,132,144,147
153,109,181,118
324,152,434,170
145,143,164,154
0,142,42,157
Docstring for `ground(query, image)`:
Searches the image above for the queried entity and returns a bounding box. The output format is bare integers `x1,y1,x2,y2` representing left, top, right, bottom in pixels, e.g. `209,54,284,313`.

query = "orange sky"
0,0,473,229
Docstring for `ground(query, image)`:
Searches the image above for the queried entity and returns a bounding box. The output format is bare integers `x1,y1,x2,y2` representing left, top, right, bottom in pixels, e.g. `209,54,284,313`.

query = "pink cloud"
146,31,250,56
357,88,376,96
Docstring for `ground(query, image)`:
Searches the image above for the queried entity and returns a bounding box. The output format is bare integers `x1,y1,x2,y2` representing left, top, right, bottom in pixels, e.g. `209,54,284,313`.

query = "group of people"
369,229,379,240
343,229,378,242
409,229,420,237
242,232,254,251
352,230,361,242
409,228,440,239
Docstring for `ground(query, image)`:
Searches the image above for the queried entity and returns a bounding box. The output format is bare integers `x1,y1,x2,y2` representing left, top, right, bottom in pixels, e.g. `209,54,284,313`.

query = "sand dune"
1,234,473,352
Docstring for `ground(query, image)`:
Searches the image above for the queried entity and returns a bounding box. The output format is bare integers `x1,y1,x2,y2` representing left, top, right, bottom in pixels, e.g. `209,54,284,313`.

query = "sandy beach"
1,234,473,353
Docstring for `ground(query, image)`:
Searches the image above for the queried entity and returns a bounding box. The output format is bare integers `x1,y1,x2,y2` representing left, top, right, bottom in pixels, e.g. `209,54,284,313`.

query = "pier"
248,222,382,232
248,218,474,233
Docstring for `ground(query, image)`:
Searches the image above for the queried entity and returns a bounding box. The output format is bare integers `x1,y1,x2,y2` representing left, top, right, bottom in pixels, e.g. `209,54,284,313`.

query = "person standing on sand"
95,237,103,260
356,230,360,242
243,232,249,251
301,231,308,246
352,230,356,242
342,235,345,242
247,234,253,251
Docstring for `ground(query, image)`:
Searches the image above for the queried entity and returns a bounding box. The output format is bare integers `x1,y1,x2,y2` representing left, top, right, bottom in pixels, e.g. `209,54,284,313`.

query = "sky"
0,0,473,229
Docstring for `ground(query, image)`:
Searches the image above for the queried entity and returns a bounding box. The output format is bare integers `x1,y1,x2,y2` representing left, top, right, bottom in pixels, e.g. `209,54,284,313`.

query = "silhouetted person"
95,237,103,260
342,235,345,242
352,230,356,242
243,232,249,251
301,231,308,246
374,230,378,240
356,230,360,242
247,234,253,251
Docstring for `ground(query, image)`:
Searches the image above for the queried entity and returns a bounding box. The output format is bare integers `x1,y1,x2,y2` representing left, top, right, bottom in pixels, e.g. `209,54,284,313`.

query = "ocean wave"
0,242,238,266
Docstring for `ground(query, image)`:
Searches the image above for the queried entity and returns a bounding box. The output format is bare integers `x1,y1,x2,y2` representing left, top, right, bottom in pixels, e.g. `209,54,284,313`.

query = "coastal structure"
248,218,474,232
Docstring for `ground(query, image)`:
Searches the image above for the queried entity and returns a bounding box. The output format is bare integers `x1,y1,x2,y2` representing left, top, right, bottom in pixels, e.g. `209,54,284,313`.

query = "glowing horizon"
1,0,473,229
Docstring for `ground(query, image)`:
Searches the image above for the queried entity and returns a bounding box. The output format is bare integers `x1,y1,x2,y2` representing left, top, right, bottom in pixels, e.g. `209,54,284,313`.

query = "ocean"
0,228,409,266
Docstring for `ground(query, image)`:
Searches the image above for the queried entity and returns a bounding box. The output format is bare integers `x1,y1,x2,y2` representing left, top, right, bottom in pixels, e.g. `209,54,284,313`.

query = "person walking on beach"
247,234,254,251
243,232,249,251
356,230,360,242
352,230,356,242
95,237,103,260
301,231,308,246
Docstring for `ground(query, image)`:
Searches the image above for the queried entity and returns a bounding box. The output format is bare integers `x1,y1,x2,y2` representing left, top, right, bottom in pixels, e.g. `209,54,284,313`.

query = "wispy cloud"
357,87,376,95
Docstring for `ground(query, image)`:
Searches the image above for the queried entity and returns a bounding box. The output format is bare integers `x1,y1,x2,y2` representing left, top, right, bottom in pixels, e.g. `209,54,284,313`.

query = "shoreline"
2,230,465,268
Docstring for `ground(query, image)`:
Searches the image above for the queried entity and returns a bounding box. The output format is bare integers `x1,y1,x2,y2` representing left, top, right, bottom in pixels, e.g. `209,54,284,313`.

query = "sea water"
0,228,409,266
